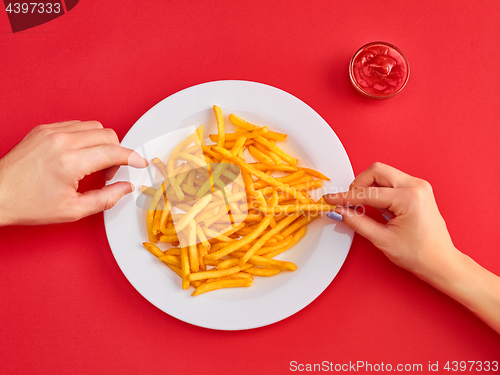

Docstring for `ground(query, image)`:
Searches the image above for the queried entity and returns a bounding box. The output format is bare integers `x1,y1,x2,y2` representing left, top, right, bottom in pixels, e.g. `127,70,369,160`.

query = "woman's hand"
0,120,147,226
325,162,500,334
324,162,458,278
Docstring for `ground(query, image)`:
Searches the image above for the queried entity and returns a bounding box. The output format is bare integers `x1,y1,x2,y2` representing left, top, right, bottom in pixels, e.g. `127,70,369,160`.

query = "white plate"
104,80,354,330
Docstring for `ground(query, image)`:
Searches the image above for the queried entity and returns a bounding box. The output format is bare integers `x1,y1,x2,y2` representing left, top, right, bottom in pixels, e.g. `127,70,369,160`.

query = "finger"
350,162,419,189
324,187,398,210
40,120,82,128
75,182,134,217
51,120,104,133
64,128,120,149
75,144,148,175
331,206,391,245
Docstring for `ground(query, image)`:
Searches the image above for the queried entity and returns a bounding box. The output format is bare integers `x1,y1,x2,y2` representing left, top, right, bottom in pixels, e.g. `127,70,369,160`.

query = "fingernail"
382,214,390,221
125,184,135,195
129,152,148,168
326,211,343,222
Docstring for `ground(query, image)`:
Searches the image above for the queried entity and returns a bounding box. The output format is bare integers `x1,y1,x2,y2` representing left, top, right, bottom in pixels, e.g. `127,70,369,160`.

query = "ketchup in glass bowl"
349,41,410,99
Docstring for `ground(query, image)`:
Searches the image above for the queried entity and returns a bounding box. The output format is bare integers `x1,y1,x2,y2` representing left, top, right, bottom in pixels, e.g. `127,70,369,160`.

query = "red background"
1,1,499,374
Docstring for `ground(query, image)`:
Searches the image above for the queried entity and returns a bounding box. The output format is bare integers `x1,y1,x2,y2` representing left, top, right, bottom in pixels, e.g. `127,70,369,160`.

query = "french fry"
228,114,287,141
142,242,164,258
254,136,297,166
173,194,213,232
191,279,252,296
180,247,190,289
249,162,298,172
239,213,301,267
244,267,281,277
147,182,168,243
188,265,243,281
188,220,199,272
300,167,330,181
141,185,157,196
205,215,272,260
265,226,307,258
205,273,253,283
158,254,182,268
214,105,225,148
248,145,276,166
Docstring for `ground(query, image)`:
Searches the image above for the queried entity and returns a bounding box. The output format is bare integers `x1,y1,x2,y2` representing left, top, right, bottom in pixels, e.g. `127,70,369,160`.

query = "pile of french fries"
142,105,335,296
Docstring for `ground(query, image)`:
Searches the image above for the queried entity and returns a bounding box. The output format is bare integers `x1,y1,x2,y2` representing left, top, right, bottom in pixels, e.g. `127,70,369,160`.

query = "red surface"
1,1,499,374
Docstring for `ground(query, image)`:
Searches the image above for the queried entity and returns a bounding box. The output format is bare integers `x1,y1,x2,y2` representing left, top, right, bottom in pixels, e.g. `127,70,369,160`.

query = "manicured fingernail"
326,211,343,222
382,214,390,221
129,152,148,168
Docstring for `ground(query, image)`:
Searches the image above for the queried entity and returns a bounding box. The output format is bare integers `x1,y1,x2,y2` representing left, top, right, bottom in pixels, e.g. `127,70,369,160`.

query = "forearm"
419,249,500,334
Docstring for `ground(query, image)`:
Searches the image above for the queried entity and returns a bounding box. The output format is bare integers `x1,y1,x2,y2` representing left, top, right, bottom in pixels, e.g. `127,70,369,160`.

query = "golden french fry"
188,265,243,281
198,243,207,271
158,254,182,268
188,220,199,272
205,273,253,283
174,194,213,232
245,254,297,271
159,234,179,242
249,162,298,172
147,182,168,243
209,127,269,143
248,145,275,166
300,167,330,181
152,157,169,178
217,258,240,270
214,105,225,148
239,213,301,267
142,242,164,257
191,278,252,296
280,215,318,238
254,136,297,166
244,267,281,277
228,114,287,141
265,227,307,258
196,223,211,249
180,247,190,289
255,236,294,256
205,215,272,260
141,185,157,196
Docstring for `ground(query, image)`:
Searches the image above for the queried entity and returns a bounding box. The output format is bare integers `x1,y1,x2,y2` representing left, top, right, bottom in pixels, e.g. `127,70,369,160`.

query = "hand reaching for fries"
0,120,148,226
324,162,500,334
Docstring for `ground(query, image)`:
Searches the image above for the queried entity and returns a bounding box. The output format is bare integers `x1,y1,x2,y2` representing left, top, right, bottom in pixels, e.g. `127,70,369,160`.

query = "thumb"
330,206,389,245
76,182,134,217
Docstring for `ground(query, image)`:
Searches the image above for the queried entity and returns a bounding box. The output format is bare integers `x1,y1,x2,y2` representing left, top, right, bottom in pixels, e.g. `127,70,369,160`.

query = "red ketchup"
349,42,409,99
